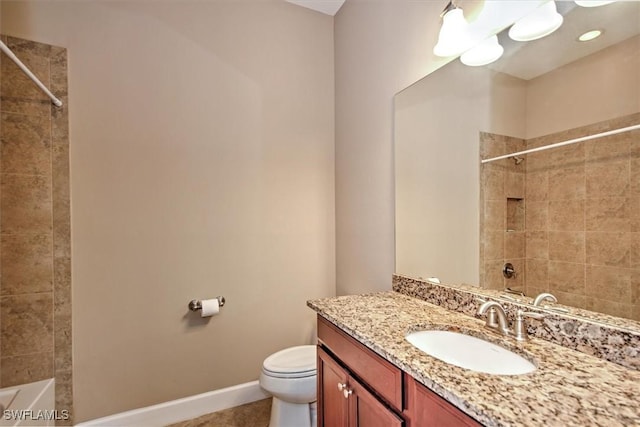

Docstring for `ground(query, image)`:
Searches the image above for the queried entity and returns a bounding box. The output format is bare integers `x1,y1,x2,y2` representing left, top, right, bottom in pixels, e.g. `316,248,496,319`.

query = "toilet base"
269,397,316,427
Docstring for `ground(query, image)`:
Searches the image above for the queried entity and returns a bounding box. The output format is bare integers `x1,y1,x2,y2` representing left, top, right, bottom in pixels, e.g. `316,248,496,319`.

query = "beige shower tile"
586,232,630,267
586,197,632,232
631,157,640,195
585,134,630,163
525,201,548,231
632,270,640,305
484,230,504,260
586,159,629,197
50,46,68,96
549,141,585,169
629,198,640,232
586,265,632,303
485,199,505,231
585,298,632,320
54,257,72,372
554,291,586,309
0,50,51,116
55,368,74,425
548,261,584,294
1,174,52,234
506,198,524,231
479,132,506,158
52,96,69,146
54,313,72,372
505,172,524,199
484,168,504,201
526,231,549,260
525,171,548,201
630,233,640,269
52,144,70,205
548,199,584,231
524,146,550,174
1,112,51,175
525,286,546,299
1,352,54,387
484,259,506,290
505,232,525,258
549,231,585,263
6,36,53,58
525,259,548,293
1,233,53,296
1,293,54,357
548,165,585,201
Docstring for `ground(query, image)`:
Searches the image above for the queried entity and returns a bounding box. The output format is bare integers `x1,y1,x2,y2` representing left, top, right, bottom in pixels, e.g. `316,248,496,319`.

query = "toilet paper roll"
200,298,220,317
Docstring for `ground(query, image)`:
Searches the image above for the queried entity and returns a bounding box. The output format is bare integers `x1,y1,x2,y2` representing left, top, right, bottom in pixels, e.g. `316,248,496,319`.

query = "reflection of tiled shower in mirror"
480,112,640,321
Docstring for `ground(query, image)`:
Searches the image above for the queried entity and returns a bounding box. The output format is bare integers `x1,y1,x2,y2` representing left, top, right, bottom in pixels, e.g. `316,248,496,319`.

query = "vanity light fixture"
509,1,564,42
433,1,474,57
460,35,504,66
575,0,616,7
578,29,603,42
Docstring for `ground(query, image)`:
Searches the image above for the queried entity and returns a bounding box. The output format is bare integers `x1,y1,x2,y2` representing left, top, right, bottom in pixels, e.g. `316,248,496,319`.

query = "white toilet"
259,345,317,427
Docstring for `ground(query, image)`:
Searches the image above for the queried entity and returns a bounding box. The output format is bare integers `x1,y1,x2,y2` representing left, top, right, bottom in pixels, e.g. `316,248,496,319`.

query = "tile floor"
166,398,271,427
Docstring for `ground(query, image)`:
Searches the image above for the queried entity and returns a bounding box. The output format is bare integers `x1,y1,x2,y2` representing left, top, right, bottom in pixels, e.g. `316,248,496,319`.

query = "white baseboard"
76,380,270,427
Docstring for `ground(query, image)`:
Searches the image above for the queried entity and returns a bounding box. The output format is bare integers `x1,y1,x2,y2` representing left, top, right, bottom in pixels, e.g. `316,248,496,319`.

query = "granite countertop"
307,291,640,427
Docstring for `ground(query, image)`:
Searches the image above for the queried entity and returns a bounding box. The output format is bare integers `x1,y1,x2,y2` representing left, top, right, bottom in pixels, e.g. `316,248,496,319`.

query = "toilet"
259,345,317,427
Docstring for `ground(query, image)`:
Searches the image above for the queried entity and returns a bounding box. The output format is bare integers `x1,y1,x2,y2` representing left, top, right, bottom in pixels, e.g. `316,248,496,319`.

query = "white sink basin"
406,330,536,375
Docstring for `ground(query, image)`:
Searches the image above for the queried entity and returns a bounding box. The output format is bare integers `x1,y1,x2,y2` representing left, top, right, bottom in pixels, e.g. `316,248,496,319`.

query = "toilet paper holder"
188,296,226,312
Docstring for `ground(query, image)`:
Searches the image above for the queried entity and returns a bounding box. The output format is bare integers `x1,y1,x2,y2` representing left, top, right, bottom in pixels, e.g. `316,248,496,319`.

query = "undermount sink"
406,330,536,375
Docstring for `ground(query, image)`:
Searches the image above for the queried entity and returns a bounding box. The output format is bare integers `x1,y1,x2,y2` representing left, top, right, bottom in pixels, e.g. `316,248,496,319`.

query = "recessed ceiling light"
578,29,603,42
575,1,616,7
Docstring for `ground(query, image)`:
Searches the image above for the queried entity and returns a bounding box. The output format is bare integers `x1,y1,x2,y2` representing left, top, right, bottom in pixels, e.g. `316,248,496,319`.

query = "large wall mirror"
395,1,640,321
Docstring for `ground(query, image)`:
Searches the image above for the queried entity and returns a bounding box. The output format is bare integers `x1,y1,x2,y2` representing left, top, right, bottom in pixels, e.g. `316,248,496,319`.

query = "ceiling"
286,0,346,16
490,1,640,80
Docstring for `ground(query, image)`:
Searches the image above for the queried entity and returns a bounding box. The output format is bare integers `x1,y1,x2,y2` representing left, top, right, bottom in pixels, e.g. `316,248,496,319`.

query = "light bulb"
509,1,564,42
460,35,504,66
433,8,474,57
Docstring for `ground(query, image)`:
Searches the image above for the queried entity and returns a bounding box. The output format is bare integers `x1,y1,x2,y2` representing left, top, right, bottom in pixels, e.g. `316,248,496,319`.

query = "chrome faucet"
478,300,547,341
477,301,511,337
532,292,557,306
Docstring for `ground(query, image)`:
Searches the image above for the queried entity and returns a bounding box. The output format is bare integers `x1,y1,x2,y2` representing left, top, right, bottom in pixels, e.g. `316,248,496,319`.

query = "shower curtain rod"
0,40,63,107
481,123,640,164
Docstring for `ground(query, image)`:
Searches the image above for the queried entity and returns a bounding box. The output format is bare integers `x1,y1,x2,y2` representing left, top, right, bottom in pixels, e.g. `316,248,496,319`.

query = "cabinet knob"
343,388,353,399
337,382,346,391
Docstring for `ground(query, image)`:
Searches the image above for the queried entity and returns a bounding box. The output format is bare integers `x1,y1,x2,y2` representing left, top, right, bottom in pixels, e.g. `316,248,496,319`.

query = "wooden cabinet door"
319,346,404,427
404,374,481,427
318,347,349,427
348,376,404,427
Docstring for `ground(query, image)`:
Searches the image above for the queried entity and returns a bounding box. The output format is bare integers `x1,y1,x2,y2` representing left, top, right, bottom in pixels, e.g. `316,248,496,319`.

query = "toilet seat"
262,345,316,379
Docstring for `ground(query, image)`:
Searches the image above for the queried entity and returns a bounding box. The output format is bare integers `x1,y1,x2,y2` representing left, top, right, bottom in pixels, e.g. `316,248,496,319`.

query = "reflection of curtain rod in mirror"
481,123,640,164
0,40,63,107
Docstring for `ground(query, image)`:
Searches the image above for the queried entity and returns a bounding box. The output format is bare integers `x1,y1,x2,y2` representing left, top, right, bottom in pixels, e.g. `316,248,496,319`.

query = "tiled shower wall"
480,113,640,321
0,35,73,423
479,132,526,292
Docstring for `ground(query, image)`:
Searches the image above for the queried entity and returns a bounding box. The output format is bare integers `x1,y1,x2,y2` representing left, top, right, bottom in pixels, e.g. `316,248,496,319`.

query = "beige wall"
526,34,640,138
334,0,451,295
1,1,335,422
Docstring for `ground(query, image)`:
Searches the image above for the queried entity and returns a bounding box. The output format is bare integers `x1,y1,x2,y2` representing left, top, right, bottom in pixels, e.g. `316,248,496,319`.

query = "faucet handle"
518,310,546,320
513,309,546,341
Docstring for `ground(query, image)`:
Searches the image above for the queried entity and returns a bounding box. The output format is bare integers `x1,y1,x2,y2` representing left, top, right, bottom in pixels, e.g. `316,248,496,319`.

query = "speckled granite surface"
393,275,640,370
308,292,640,427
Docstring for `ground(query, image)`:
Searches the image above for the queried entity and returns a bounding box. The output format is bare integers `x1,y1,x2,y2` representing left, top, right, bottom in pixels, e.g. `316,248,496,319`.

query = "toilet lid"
263,345,316,378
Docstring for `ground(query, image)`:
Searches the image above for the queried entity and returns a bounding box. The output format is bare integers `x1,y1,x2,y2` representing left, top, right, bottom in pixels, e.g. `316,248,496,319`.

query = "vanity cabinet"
316,315,481,427
318,347,403,427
